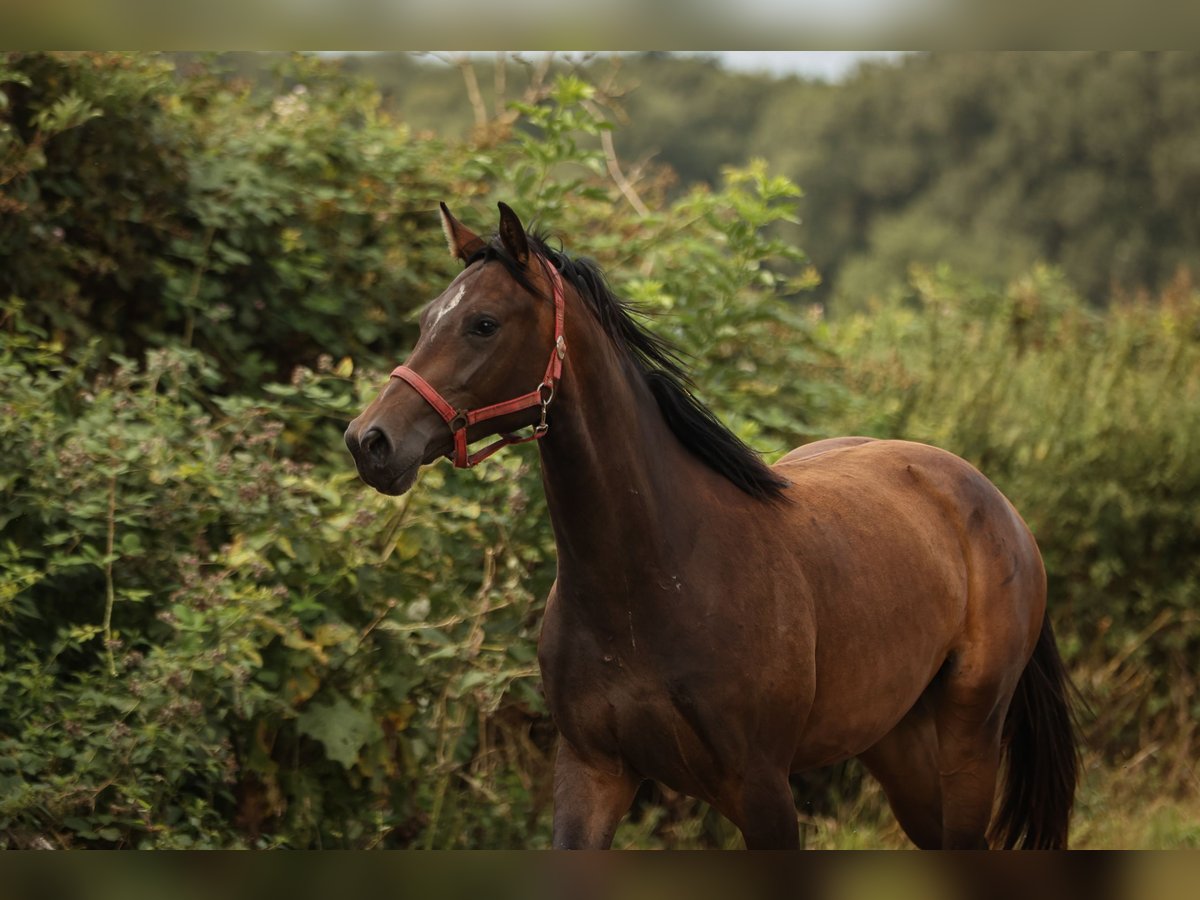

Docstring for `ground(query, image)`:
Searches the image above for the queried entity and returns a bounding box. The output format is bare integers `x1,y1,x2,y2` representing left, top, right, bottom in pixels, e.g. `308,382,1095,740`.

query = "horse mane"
468,233,790,502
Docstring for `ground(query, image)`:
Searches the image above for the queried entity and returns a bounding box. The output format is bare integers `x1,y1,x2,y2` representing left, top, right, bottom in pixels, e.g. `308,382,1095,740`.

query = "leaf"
32,92,102,135
296,693,376,770
312,622,356,648
284,668,321,705
281,629,329,665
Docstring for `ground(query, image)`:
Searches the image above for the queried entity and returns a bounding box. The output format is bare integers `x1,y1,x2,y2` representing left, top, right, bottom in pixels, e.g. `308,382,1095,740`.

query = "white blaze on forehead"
428,284,466,340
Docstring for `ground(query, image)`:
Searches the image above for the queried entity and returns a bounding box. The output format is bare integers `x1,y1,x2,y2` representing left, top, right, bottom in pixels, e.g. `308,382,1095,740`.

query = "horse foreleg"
551,740,640,849
733,773,800,850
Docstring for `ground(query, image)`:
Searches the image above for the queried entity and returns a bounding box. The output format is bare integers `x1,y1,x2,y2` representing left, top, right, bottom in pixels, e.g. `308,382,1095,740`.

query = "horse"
344,202,1079,849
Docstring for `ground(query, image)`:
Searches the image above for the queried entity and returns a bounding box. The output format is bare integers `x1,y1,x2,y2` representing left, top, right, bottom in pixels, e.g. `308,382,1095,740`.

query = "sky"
328,52,910,83
707,51,909,80
440,51,911,82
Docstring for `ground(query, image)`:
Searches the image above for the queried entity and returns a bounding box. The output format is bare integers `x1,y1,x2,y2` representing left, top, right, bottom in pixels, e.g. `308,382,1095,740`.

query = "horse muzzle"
344,416,427,496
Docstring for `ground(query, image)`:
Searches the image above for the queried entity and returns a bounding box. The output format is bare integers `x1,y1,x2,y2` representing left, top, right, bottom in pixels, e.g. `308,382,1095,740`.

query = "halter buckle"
534,381,554,436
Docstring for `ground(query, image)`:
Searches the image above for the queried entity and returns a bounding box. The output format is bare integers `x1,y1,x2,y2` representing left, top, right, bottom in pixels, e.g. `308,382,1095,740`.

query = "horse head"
345,202,565,494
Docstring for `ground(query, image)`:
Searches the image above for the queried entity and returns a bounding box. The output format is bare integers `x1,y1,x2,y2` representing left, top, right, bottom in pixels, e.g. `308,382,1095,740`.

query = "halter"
389,255,567,469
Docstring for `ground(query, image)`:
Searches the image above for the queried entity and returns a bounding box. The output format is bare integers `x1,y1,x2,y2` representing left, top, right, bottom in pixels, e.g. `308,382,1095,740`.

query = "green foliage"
606,55,781,190
620,52,1200,308
0,306,559,847
0,52,459,386
336,52,1200,308
793,53,1200,308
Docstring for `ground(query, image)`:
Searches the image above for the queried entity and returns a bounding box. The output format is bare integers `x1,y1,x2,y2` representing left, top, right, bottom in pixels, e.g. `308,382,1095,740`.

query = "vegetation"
341,51,1200,309
1,51,1196,848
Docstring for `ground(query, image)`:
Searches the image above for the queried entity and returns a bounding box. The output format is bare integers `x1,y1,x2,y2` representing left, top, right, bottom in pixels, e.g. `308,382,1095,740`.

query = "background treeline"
0,52,1197,849
338,51,1200,309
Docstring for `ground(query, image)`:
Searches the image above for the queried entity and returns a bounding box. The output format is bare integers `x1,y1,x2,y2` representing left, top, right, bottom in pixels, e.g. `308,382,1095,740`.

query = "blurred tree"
746,52,1200,307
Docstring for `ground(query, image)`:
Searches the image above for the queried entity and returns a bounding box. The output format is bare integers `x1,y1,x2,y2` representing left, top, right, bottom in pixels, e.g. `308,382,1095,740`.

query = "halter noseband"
388,255,567,469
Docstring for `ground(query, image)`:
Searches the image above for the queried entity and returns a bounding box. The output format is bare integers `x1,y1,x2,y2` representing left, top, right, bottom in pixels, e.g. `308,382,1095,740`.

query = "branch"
103,472,118,677
583,99,650,218
452,54,488,130
493,51,507,118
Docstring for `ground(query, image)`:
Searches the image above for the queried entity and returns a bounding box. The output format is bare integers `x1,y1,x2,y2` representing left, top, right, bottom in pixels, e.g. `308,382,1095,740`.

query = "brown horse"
345,202,1079,849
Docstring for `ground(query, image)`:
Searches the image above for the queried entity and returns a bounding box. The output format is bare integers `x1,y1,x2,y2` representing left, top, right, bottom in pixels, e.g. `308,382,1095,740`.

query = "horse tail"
990,615,1081,849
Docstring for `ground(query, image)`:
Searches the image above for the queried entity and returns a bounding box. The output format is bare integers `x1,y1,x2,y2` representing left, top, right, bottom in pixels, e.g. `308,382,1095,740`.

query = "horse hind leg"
858,694,944,849
861,664,1014,850
930,653,1014,849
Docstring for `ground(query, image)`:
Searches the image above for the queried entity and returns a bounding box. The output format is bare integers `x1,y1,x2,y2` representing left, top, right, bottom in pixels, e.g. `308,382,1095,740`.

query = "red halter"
389,255,567,468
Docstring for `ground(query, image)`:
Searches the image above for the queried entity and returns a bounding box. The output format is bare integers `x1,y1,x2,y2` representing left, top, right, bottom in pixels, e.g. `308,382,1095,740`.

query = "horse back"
773,437,1044,629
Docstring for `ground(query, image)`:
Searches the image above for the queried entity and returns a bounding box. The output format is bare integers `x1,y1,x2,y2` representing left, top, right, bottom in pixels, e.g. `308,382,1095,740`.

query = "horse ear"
497,202,530,266
439,202,485,264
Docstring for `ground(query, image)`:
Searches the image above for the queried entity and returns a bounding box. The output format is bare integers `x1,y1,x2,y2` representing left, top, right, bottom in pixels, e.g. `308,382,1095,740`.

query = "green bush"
1,52,459,387
0,304,562,847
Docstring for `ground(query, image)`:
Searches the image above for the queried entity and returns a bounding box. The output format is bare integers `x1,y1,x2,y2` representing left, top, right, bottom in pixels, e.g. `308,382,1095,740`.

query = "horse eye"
469,317,499,337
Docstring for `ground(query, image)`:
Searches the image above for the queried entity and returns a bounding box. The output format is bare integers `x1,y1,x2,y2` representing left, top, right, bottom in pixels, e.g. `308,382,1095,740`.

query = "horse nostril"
359,426,391,461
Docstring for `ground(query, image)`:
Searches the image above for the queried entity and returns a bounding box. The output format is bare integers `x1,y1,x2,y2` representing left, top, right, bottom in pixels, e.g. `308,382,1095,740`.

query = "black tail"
990,616,1081,849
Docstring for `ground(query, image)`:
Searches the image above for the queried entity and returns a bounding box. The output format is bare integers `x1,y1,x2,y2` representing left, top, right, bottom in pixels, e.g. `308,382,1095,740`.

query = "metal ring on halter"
448,412,468,434
534,383,553,436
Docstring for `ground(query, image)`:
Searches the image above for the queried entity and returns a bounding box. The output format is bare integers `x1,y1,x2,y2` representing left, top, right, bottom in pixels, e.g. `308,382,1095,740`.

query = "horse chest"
539,631,730,796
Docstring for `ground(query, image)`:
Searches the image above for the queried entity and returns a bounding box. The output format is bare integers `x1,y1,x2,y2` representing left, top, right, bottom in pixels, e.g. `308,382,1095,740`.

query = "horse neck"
536,301,723,595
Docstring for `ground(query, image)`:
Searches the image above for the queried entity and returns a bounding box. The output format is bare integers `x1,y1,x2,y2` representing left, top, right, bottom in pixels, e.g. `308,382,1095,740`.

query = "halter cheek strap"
389,255,567,469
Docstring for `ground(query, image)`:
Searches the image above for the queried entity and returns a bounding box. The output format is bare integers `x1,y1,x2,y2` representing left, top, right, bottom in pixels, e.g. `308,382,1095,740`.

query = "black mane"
469,233,790,502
